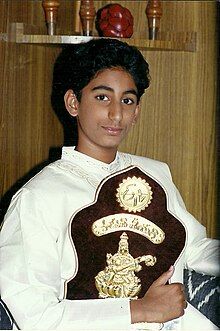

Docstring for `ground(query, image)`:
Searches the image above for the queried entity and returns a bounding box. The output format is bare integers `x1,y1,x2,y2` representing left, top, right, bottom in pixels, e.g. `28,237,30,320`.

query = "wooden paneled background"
0,1,218,238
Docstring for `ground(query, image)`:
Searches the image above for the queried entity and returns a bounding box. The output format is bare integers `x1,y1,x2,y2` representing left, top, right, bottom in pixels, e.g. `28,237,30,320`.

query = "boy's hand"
130,266,187,323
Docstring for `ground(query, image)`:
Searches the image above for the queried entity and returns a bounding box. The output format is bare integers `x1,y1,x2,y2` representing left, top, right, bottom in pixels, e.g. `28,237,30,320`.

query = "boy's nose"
108,102,123,123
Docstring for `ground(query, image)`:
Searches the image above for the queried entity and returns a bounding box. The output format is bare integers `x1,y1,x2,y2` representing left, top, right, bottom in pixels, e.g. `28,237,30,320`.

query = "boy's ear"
132,104,140,125
64,89,79,117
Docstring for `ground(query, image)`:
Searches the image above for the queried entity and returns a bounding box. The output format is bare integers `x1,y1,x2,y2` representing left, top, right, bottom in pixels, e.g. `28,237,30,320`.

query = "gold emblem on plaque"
92,214,165,244
95,232,157,299
116,176,153,213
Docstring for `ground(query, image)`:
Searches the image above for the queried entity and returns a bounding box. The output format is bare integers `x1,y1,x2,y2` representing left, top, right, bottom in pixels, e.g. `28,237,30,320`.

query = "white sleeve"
0,189,131,330
184,230,220,277
170,179,220,277
138,157,220,278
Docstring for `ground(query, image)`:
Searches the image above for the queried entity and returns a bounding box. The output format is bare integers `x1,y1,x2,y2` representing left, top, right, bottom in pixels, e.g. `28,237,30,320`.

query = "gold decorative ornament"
92,213,165,244
95,232,157,298
116,176,153,213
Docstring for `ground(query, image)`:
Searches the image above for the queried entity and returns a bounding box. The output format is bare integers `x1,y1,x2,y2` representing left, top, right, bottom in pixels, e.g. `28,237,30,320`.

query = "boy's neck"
75,145,117,164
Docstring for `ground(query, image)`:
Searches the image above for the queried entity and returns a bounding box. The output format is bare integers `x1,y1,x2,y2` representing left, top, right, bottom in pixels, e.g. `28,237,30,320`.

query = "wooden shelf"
0,23,197,52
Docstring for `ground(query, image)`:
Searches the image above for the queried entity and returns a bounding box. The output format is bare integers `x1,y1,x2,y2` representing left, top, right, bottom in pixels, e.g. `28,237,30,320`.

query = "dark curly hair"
52,38,150,102
51,38,150,145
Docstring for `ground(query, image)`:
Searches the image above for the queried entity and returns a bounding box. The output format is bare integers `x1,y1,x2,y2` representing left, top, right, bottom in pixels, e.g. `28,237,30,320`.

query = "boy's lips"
102,126,123,135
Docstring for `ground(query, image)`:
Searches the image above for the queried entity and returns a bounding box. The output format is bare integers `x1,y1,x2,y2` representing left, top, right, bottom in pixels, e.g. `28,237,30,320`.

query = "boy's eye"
122,98,135,105
96,95,109,101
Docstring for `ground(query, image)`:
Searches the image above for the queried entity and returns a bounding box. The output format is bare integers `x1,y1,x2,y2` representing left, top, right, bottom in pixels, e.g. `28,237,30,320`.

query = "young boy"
0,38,219,330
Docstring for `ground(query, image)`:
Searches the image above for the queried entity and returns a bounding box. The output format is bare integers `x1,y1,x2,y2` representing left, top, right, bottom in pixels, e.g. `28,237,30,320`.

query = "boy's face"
65,68,140,161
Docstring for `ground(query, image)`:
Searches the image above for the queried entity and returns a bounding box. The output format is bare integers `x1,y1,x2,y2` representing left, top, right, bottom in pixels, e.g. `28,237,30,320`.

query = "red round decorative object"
95,3,134,38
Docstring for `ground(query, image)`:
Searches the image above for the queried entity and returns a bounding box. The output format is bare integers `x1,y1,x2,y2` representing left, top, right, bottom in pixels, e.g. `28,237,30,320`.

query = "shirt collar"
61,146,121,173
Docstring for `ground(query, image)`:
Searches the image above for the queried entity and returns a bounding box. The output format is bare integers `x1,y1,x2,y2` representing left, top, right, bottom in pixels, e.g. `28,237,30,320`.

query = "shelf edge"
3,23,197,52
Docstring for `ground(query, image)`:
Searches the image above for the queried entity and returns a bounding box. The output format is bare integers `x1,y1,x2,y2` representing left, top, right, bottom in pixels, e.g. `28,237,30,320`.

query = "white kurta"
0,147,219,330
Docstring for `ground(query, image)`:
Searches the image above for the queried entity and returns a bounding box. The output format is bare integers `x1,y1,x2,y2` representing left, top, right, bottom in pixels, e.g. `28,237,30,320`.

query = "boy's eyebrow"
92,85,138,96
92,85,113,92
125,89,138,97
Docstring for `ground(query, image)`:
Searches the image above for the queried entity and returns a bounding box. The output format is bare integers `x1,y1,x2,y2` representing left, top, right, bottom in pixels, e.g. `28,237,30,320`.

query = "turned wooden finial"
146,0,162,40
79,0,96,36
42,0,60,35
